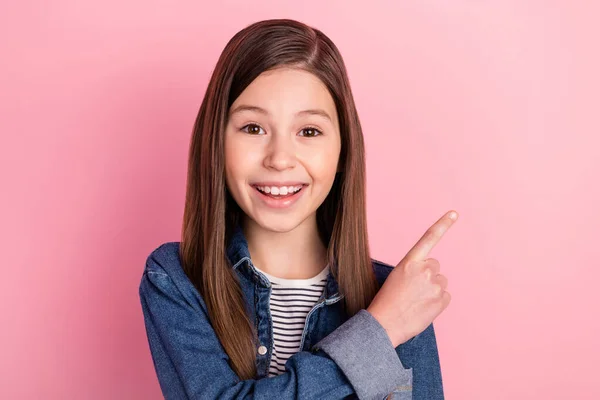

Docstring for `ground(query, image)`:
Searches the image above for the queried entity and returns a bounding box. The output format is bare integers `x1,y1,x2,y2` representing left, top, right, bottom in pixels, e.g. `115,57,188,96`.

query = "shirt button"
257,345,268,355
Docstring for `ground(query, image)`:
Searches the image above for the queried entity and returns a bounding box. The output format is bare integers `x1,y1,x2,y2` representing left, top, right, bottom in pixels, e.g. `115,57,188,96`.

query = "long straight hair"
180,19,379,379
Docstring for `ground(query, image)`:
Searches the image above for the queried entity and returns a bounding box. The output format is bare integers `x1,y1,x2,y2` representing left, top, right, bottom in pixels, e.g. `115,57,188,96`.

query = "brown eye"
300,127,322,137
241,124,265,135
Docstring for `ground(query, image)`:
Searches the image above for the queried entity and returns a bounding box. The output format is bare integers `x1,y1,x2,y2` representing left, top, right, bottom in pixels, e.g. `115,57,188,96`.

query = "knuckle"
406,259,422,271
424,268,433,280
423,261,440,277
444,291,452,303
424,228,437,241
429,224,444,237
439,275,448,288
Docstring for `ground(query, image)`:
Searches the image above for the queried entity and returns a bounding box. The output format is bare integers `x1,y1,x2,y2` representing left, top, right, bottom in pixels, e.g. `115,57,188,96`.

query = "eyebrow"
228,105,333,122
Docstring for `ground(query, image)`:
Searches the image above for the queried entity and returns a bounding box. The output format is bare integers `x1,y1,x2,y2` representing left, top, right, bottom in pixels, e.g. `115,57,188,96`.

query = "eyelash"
240,123,323,137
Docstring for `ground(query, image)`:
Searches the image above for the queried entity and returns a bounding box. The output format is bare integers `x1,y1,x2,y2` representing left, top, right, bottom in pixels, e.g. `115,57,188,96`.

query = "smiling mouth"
252,185,305,199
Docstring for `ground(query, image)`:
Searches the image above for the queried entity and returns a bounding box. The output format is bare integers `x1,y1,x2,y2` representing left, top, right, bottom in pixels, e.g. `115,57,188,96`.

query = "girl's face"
224,67,341,233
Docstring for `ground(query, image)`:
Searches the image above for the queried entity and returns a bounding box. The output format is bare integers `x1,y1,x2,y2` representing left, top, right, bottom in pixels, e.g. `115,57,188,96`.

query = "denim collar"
226,223,342,301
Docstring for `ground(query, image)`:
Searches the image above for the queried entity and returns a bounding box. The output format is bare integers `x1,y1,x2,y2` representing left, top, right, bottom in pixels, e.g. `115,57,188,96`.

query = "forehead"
229,67,338,125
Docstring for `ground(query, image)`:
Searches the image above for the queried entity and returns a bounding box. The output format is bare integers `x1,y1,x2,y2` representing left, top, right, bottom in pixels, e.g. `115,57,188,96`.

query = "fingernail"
449,211,458,220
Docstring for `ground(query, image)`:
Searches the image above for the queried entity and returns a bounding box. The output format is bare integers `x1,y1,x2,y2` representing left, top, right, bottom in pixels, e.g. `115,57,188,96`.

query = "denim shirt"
139,225,445,400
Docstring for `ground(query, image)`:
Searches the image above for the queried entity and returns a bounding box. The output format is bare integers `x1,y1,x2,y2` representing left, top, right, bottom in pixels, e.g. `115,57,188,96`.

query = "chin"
247,210,314,234
255,216,301,233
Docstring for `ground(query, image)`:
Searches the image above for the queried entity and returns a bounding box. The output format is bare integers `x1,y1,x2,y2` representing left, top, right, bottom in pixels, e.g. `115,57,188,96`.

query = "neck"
241,215,328,280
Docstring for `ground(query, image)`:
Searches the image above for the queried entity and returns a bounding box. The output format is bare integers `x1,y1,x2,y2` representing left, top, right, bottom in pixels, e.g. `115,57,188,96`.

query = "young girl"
139,18,455,400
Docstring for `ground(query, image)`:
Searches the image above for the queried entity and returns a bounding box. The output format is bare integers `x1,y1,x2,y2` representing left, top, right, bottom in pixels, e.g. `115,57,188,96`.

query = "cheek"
304,144,341,180
224,137,243,190
224,136,263,185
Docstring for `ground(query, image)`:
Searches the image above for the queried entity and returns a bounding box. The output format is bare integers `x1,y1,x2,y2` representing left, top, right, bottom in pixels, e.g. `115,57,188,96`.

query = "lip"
251,184,307,209
251,182,307,187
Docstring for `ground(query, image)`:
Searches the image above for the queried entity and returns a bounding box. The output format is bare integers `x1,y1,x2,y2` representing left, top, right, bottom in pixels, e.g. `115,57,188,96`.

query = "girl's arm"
394,323,444,399
139,250,412,400
314,293,444,399
371,263,445,400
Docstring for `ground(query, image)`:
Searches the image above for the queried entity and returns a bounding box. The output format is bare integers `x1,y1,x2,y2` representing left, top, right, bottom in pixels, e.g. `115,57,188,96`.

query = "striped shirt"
254,264,330,377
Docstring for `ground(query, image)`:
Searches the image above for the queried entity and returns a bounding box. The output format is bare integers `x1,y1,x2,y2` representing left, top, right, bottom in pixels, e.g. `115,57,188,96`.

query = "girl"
139,18,454,400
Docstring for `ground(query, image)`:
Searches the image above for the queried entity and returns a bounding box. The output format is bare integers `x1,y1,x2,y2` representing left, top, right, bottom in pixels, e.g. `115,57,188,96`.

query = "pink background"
2,1,599,399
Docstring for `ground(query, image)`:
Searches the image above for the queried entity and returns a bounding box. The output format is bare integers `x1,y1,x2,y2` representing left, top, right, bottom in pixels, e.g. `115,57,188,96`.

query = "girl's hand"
367,210,458,347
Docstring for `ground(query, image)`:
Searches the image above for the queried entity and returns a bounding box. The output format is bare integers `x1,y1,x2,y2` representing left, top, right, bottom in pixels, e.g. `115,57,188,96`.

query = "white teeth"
256,185,303,195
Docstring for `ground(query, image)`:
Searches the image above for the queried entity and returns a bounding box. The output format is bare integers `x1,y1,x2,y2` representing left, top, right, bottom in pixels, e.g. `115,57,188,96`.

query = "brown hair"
180,18,379,379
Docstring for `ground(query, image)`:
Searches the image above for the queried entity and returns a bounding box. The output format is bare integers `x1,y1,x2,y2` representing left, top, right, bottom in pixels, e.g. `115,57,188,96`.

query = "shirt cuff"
312,309,413,400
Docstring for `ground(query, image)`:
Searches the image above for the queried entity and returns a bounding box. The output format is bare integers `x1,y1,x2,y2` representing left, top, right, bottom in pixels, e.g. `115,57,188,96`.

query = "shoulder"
144,241,182,276
141,242,200,303
139,242,211,326
371,257,396,287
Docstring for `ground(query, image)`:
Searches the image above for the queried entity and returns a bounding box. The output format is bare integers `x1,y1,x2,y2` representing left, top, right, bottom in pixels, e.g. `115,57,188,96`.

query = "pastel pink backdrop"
2,1,598,399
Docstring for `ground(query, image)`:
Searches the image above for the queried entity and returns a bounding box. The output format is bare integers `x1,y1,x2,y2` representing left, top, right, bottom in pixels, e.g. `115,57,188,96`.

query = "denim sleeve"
393,323,444,400
312,310,413,400
140,264,407,400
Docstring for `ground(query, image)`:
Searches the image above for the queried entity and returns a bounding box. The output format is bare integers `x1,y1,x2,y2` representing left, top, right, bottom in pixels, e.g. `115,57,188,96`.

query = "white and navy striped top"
254,264,330,377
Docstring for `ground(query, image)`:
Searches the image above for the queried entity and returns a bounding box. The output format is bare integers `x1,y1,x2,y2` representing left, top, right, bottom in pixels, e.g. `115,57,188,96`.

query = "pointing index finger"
402,210,458,263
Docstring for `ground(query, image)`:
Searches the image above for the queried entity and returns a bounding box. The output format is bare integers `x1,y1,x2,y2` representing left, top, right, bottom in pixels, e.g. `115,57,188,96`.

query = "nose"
263,132,296,171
